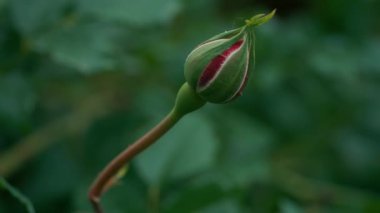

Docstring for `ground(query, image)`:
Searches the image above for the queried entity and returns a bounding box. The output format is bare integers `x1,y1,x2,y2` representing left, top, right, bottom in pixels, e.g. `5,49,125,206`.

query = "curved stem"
88,110,181,213
88,83,206,213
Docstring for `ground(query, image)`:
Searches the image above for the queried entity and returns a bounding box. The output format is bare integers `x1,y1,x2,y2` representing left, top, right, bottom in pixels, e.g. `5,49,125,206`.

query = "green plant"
88,10,275,213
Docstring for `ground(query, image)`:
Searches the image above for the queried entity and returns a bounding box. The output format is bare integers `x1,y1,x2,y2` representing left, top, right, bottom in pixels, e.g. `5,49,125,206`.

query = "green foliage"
0,73,36,131
0,177,35,213
9,0,69,35
1,0,380,212
136,114,217,185
77,0,181,26
33,21,124,73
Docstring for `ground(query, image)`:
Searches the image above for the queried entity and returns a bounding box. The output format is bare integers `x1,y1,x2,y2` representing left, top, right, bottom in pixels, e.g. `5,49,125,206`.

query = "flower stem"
88,83,205,213
88,109,181,213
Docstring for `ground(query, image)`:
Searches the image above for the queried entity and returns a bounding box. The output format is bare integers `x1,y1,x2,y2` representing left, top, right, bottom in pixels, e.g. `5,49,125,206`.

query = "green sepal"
173,83,206,117
245,9,276,27
184,27,247,90
202,28,242,44
247,29,256,75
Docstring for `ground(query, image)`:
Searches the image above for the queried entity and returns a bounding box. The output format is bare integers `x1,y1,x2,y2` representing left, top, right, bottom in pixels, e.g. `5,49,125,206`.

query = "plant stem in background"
0,95,117,177
88,83,206,213
0,177,35,213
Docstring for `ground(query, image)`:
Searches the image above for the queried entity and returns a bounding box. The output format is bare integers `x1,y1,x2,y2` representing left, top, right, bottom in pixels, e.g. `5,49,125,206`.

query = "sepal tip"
245,9,276,27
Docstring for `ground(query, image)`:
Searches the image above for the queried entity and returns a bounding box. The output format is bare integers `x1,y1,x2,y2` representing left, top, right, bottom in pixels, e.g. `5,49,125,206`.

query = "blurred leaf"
165,182,225,213
359,39,380,73
279,199,303,213
0,0,5,10
22,145,79,209
308,37,359,82
215,110,273,163
359,101,380,135
263,91,313,132
0,177,35,213
82,112,142,175
197,198,243,213
77,0,181,26
74,170,147,213
210,109,273,188
335,131,380,178
0,72,36,133
32,21,124,73
133,85,174,121
9,0,69,35
135,113,218,185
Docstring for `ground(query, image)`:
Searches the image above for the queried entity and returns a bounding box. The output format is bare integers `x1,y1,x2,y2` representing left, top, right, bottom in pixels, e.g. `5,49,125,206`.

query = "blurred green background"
1,0,380,212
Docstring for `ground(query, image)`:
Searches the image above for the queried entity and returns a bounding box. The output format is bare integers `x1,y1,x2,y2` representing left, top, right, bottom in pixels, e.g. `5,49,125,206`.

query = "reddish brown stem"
88,110,181,213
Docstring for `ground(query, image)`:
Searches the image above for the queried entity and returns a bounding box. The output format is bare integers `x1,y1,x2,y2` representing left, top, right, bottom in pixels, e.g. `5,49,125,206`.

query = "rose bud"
184,10,275,103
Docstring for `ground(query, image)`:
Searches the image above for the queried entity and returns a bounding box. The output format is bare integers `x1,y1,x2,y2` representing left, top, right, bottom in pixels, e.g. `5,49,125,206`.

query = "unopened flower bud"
184,10,275,103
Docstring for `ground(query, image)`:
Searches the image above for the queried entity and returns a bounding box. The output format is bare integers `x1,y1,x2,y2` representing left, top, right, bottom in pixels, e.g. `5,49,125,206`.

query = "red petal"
198,40,244,88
